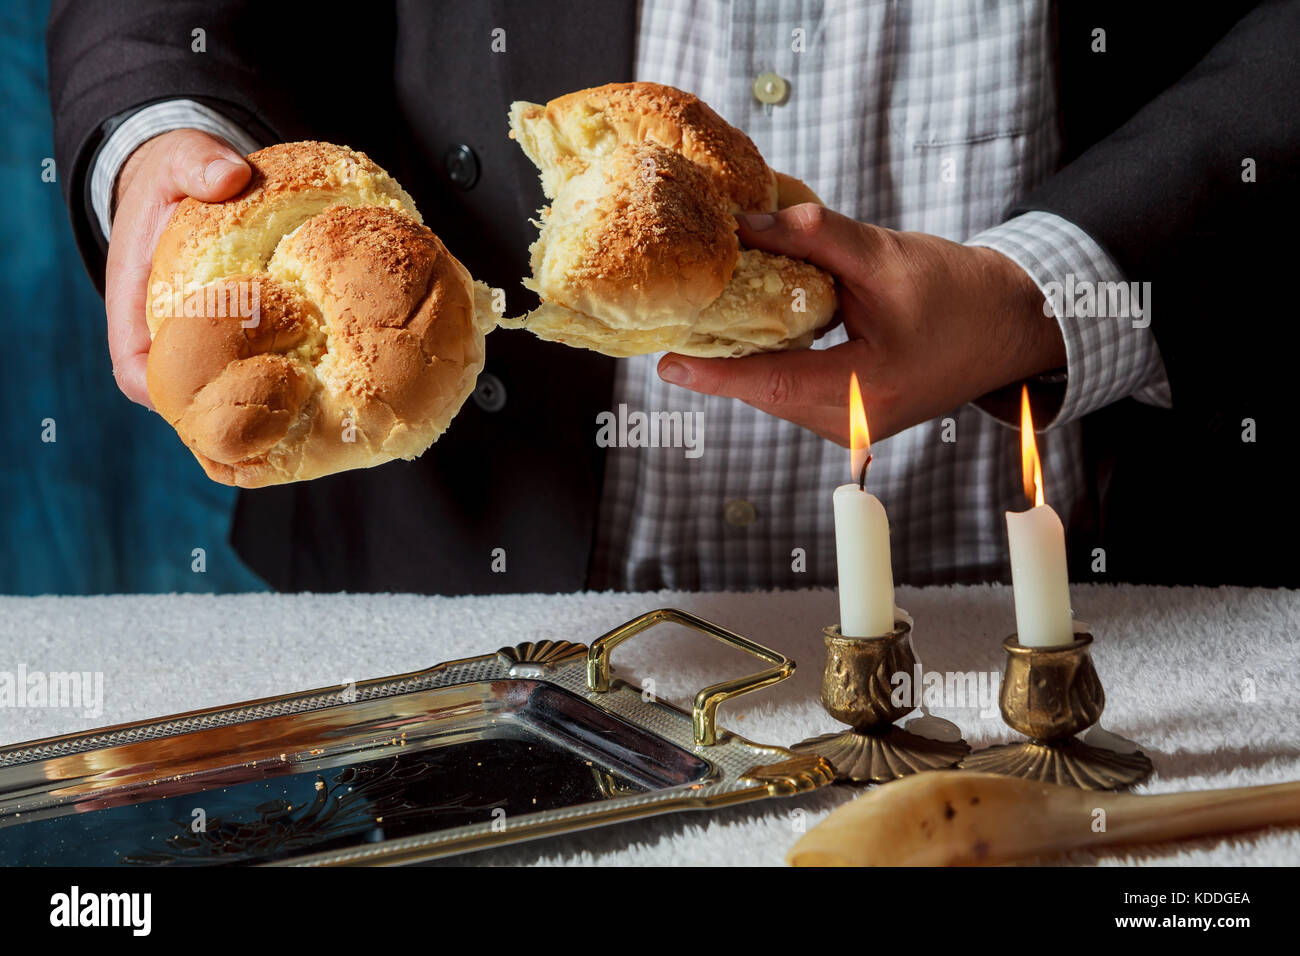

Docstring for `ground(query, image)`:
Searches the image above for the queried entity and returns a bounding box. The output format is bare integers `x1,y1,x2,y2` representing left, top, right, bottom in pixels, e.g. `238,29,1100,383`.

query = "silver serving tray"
0,609,831,865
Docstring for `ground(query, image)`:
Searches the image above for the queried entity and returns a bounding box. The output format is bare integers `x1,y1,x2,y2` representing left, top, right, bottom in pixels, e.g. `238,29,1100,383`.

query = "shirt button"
472,372,506,412
724,499,758,527
753,71,790,106
445,144,480,189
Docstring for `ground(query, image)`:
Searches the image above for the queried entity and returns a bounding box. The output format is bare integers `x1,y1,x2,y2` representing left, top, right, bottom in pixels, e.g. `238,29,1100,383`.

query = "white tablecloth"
2,584,1297,865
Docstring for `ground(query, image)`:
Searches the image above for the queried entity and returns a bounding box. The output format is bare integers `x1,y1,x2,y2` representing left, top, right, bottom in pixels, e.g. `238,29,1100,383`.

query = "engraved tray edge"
0,638,832,865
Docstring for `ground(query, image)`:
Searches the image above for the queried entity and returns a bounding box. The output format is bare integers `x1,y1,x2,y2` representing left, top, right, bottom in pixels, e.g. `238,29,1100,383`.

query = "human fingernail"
738,213,776,231
659,361,692,386
203,158,242,187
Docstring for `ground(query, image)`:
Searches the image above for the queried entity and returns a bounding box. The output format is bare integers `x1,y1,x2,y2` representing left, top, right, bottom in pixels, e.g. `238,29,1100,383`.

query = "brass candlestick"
792,616,970,783
959,633,1153,789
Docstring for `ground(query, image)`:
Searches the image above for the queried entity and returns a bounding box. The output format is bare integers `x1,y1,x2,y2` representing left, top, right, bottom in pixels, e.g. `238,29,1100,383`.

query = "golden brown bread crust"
510,82,778,212
506,82,835,358
146,142,493,487
147,278,320,473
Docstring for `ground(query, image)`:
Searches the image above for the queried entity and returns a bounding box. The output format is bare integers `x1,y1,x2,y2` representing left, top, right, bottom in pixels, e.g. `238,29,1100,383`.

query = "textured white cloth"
2,586,1296,866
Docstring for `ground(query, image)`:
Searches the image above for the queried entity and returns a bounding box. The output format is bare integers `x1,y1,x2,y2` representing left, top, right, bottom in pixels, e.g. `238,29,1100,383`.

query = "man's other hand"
656,205,1066,445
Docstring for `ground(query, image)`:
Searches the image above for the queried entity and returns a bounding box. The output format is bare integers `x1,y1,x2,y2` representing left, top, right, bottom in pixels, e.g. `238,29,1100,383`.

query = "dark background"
3,0,1295,594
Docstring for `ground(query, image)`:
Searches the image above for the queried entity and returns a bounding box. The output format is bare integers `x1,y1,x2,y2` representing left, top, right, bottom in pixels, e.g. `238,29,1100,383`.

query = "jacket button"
724,499,758,527
445,144,479,189
472,372,506,412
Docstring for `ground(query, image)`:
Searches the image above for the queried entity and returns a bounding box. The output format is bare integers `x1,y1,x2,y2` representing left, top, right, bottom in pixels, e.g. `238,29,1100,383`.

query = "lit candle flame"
1019,384,1044,508
849,372,870,483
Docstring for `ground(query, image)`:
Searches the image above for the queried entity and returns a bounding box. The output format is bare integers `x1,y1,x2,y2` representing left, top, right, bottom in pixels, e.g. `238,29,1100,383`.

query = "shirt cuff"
90,99,265,242
966,211,1173,427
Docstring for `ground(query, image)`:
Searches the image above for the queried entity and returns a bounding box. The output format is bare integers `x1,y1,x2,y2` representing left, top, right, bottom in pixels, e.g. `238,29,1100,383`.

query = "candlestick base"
960,739,1152,789
791,618,970,784
793,726,971,785
959,634,1153,790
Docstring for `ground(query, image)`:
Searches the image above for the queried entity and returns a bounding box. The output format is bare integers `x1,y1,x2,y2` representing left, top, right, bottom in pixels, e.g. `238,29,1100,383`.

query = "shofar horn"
788,771,1300,866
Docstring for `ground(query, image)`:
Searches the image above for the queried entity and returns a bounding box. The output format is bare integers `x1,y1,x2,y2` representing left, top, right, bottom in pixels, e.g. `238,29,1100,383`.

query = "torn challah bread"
145,141,497,488
501,82,837,358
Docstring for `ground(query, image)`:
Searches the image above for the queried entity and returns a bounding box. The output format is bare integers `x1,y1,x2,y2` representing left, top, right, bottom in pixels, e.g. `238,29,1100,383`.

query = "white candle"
1006,386,1074,647
835,483,896,638
834,373,896,638
1006,504,1073,647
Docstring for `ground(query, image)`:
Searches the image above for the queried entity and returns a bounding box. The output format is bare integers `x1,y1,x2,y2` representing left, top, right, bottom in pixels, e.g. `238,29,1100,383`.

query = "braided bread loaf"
502,82,836,357
145,142,495,488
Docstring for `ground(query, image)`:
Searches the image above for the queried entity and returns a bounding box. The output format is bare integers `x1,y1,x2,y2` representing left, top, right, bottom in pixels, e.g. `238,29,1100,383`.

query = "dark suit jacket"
47,0,1299,591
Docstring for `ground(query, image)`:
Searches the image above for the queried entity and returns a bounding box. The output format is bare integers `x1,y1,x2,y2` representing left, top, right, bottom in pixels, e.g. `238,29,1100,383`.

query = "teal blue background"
0,0,266,594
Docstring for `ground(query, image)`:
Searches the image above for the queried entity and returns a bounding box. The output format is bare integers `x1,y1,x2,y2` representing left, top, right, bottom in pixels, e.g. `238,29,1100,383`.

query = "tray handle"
586,608,794,746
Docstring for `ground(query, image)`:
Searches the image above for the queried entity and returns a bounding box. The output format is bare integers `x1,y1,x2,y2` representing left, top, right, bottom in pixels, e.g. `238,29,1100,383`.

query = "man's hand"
106,129,251,407
656,206,1066,445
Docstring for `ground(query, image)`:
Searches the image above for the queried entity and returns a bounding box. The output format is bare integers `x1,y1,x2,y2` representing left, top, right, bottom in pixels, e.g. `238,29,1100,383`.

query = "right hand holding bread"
106,129,254,408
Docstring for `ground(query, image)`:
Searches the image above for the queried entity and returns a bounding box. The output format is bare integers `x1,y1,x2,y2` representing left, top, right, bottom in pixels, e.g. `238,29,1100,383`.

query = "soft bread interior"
500,248,834,357
523,142,737,330
509,101,614,200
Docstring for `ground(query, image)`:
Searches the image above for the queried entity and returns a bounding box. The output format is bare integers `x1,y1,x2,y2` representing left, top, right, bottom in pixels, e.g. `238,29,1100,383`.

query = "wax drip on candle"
904,709,965,744
1083,724,1142,755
